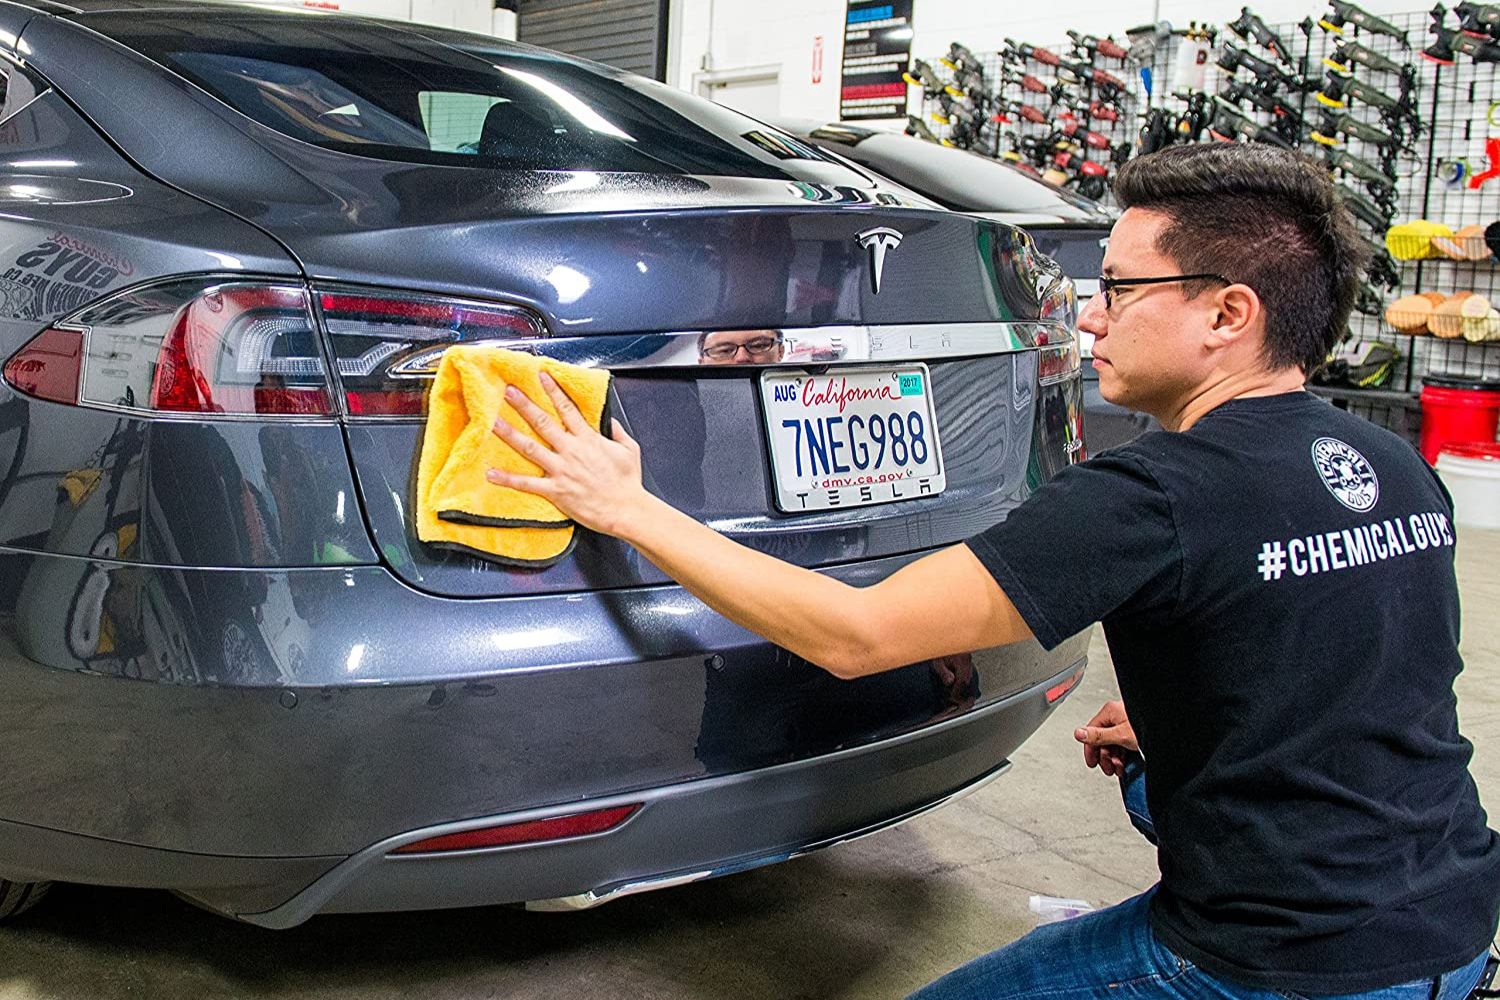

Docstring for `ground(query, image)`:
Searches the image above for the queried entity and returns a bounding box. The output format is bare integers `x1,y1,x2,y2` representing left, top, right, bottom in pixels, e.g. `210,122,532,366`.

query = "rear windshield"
91,14,871,183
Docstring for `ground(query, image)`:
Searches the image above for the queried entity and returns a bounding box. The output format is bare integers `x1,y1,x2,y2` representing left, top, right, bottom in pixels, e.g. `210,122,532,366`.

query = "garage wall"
668,0,846,120
668,0,1423,123
519,0,668,78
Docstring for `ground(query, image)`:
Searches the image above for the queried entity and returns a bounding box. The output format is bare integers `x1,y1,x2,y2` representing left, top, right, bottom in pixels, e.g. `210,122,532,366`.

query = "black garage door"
516,0,669,80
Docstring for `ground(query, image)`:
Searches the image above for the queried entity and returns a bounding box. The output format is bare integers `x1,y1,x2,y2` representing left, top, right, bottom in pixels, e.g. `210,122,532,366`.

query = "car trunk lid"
306,201,1071,597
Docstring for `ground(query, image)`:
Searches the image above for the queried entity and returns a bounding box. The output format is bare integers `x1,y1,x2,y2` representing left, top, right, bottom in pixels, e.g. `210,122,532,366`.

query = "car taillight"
1,278,334,417
1036,269,1081,385
319,288,547,418
2,326,83,404
1037,337,1081,384
1037,322,1081,383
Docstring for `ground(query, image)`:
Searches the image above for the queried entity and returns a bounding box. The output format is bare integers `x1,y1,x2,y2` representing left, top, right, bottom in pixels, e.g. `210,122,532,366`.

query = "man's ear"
1205,284,1261,350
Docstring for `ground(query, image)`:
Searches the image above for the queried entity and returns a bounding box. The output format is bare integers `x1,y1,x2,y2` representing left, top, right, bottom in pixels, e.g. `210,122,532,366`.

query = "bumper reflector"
1045,670,1084,704
391,804,640,855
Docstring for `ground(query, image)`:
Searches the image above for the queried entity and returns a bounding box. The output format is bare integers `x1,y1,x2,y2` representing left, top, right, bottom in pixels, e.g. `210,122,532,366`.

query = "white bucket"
1436,444,1500,530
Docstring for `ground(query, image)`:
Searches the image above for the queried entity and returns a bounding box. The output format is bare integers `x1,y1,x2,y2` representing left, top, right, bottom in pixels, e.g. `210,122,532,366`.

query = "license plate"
759,365,946,513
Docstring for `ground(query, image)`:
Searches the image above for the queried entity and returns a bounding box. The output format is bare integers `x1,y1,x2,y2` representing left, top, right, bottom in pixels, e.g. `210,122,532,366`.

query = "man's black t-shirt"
967,391,1500,994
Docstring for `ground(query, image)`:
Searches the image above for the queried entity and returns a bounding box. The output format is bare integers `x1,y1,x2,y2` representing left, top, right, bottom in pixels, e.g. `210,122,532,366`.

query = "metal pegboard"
904,8,1500,417
911,36,1139,201
1397,10,1500,385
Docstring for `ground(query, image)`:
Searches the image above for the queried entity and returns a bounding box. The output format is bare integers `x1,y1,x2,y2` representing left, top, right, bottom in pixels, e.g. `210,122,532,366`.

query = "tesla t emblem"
856,227,903,294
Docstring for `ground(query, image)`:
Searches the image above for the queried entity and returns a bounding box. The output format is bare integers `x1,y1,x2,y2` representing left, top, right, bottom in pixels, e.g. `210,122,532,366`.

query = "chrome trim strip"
389,321,1058,376
522,760,1012,912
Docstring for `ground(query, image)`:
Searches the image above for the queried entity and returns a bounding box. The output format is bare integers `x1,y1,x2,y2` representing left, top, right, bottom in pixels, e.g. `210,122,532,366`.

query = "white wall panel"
669,0,845,121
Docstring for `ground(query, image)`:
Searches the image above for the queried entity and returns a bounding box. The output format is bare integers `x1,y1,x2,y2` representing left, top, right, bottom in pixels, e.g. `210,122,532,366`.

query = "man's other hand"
1075,700,1138,777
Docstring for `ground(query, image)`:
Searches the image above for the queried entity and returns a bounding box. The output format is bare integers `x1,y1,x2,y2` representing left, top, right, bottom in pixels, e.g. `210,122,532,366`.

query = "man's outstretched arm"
485,373,1033,679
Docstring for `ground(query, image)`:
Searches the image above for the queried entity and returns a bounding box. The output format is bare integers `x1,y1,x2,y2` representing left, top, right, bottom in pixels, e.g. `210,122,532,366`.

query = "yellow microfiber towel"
416,346,612,568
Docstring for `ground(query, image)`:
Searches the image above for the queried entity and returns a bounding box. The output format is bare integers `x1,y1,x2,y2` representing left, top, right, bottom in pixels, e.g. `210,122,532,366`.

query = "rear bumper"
0,547,1086,920
0,657,1082,925
240,660,1075,925
261,659,1080,929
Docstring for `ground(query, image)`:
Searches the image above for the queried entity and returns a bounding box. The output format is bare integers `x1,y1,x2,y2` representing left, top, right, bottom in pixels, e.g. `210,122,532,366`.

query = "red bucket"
1420,375,1500,465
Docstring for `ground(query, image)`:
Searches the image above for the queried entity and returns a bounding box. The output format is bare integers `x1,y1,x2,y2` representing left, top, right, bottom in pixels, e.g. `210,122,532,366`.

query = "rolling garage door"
517,0,668,80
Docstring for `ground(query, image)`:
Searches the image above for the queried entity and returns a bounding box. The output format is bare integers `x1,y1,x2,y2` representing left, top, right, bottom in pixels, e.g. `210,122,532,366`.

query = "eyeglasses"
700,334,784,361
1097,273,1231,311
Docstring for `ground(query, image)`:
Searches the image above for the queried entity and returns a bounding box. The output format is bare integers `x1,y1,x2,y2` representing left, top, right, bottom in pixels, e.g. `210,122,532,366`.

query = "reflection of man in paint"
697,329,785,366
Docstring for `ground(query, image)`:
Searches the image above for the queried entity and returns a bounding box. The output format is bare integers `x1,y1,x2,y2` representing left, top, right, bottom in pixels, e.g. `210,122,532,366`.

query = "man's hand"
486,372,653,537
1075,700,1138,777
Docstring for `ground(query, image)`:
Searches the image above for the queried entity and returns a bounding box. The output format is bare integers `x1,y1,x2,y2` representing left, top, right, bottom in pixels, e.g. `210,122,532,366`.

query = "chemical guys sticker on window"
759,365,945,512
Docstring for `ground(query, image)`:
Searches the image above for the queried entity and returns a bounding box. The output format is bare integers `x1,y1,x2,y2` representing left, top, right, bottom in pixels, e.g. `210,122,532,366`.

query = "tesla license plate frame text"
760,365,946,513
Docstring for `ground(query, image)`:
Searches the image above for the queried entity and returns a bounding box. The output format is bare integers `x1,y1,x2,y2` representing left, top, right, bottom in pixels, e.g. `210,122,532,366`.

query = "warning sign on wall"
839,1,914,120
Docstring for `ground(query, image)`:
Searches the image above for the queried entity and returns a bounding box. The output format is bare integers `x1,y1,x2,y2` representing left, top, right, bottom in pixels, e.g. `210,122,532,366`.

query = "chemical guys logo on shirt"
1254,438,1454,583
1311,437,1379,512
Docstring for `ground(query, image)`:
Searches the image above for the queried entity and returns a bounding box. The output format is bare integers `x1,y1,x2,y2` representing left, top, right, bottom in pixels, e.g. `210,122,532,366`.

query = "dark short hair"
1111,143,1369,374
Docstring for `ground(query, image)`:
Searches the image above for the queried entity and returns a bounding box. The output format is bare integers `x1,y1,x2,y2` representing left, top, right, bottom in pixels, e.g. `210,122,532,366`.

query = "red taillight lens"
2,278,335,417
145,285,331,416
320,289,546,417
2,327,84,404
390,804,639,855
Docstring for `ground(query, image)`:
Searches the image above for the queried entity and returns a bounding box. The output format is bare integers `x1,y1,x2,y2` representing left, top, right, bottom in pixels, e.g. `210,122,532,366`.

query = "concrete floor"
1,529,1496,1000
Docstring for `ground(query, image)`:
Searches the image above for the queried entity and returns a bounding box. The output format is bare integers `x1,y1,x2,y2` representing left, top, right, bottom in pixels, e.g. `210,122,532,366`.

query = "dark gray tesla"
0,0,1088,926
779,120,1156,452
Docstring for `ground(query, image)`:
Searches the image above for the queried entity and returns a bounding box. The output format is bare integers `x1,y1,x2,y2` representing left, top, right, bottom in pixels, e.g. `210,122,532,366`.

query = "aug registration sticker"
759,365,946,513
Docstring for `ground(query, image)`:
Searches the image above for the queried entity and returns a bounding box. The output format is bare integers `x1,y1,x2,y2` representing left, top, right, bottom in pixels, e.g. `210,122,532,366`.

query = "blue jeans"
908,759,1492,1000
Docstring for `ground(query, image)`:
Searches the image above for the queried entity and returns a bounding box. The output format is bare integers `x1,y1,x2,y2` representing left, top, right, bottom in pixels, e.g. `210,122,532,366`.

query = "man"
485,144,1500,998
698,328,785,365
